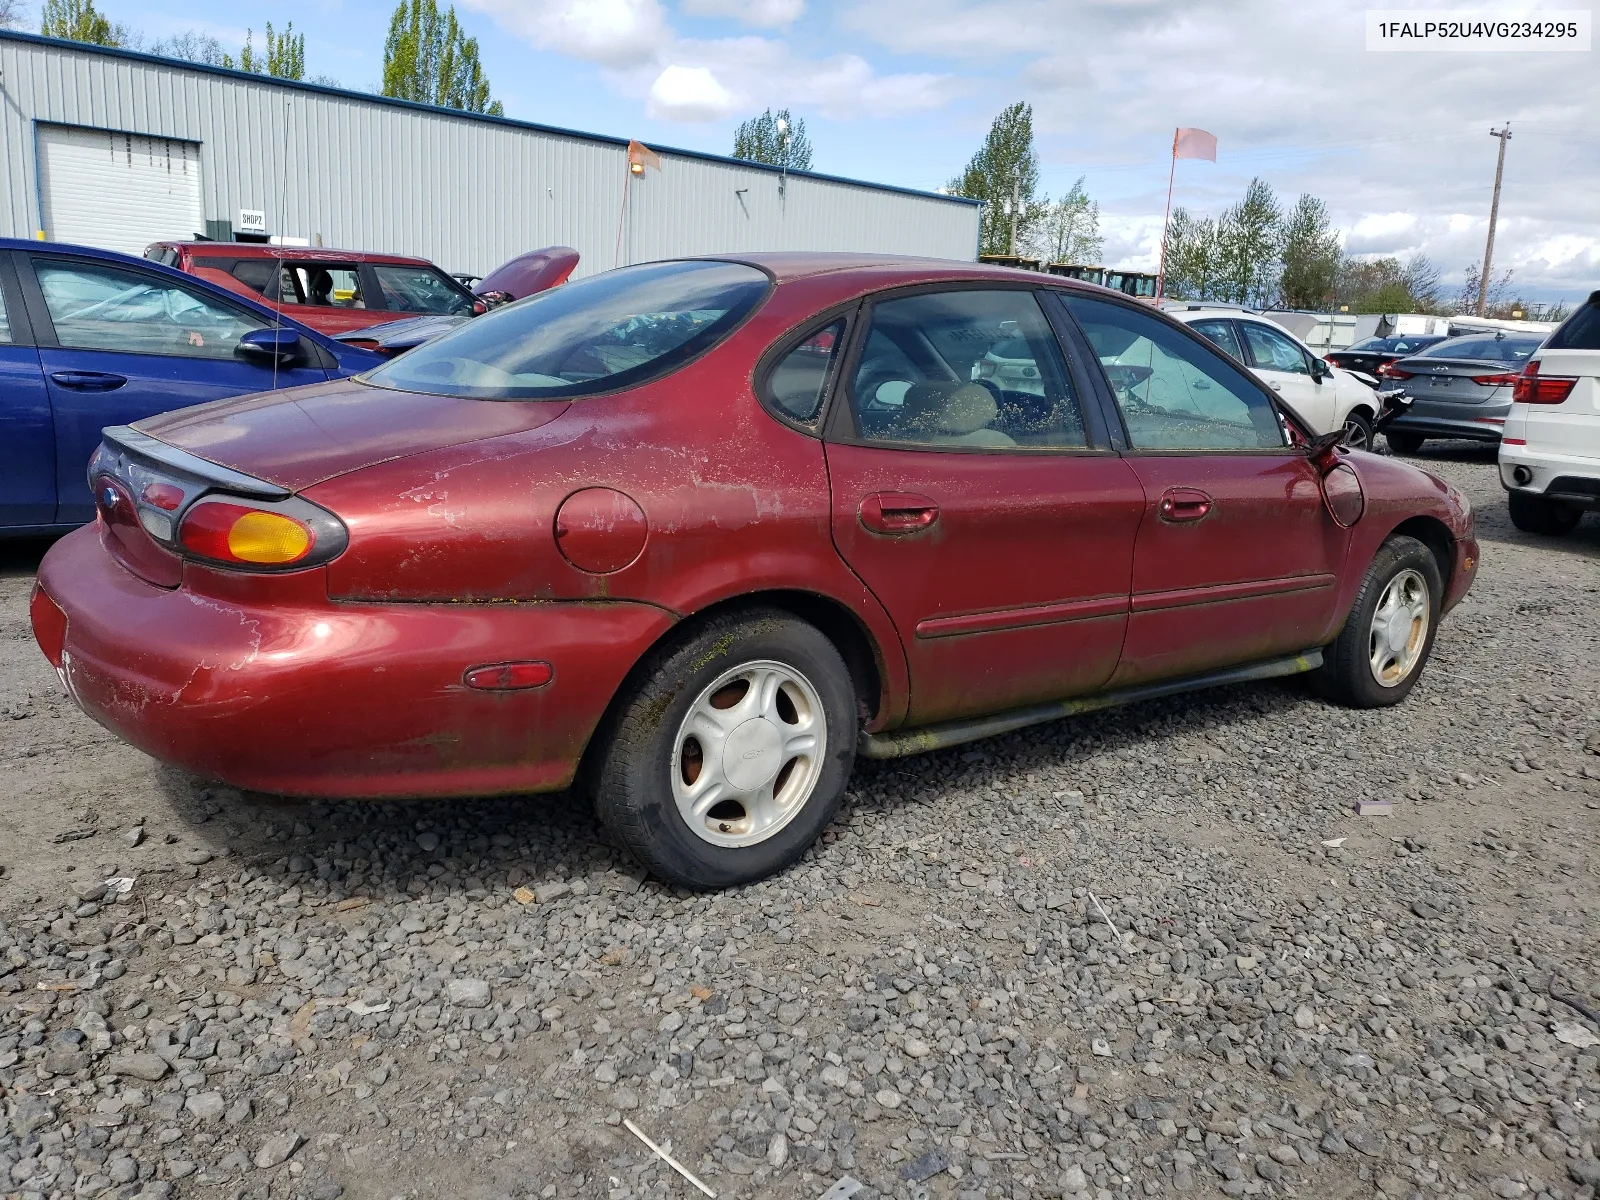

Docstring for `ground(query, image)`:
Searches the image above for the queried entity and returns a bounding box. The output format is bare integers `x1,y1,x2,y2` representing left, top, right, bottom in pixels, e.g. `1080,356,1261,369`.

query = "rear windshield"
1349,336,1442,353
1546,294,1600,350
365,260,770,400
1416,335,1542,362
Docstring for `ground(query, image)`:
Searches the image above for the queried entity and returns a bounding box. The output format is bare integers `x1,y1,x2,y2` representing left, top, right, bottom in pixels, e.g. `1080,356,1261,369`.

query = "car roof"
151,241,437,268
700,251,1099,288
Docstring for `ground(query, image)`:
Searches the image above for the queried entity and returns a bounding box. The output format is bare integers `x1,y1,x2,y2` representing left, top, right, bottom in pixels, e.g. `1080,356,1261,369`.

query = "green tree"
1031,176,1102,265
383,0,503,116
1454,259,1514,317
41,0,121,45
1216,177,1282,306
1163,207,1225,301
1277,194,1341,309
732,108,813,171
947,102,1047,257
1334,253,1443,314
222,24,302,78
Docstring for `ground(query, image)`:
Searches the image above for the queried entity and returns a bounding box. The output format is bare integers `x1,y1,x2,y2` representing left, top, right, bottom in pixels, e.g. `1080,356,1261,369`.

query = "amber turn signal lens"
179,502,316,566
228,512,312,563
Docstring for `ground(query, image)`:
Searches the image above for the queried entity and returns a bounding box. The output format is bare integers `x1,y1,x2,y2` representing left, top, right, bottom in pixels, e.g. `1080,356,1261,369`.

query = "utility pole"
1478,123,1512,316
1009,177,1020,256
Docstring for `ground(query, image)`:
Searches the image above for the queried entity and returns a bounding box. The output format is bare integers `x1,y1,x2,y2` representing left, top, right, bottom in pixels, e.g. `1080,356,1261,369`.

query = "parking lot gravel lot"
1,445,1597,1200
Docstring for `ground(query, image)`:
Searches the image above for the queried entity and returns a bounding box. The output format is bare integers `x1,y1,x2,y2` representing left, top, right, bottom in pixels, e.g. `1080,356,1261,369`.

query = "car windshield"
1416,335,1542,362
366,260,769,400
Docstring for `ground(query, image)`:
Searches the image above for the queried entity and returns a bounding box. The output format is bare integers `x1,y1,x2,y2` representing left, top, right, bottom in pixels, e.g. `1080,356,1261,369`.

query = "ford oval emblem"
101,486,119,509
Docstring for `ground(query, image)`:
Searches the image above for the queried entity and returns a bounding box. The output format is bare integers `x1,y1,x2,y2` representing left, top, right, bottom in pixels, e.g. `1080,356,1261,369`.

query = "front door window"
1065,296,1285,450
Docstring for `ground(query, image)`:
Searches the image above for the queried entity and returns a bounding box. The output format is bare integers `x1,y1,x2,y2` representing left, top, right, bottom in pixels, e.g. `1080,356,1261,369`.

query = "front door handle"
860,492,939,535
1268,381,1282,392
1158,487,1214,523
50,370,127,392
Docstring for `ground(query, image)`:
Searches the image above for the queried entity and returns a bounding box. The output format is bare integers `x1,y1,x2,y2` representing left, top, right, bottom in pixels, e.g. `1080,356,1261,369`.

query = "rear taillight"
1513,360,1578,405
30,584,68,670
1471,372,1520,387
176,496,347,571
1377,363,1412,379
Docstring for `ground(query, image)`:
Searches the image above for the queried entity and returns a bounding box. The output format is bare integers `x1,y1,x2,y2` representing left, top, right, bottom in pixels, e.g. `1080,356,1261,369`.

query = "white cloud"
647,64,737,120
461,0,671,67
842,0,1598,296
681,0,805,28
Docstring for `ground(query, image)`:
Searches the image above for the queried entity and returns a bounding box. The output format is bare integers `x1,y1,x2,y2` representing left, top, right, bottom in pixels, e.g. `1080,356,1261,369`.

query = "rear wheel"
592,609,856,889
1386,430,1424,455
1341,409,1374,451
1508,490,1582,536
1311,535,1441,708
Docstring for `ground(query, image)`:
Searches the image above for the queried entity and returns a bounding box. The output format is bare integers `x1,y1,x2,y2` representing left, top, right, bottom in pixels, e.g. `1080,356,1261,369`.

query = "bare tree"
0,0,26,29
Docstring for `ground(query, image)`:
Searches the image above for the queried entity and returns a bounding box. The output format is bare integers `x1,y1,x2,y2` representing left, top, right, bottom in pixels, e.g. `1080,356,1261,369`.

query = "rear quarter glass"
1545,294,1600,351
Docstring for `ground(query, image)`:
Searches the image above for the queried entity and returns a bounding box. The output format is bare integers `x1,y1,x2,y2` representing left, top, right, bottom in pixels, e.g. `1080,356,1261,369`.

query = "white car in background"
1499,290,1600,535
1168,306,1381,448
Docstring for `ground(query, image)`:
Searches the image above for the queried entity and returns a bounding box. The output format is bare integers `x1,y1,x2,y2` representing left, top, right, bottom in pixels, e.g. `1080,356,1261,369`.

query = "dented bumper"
34,525,675,799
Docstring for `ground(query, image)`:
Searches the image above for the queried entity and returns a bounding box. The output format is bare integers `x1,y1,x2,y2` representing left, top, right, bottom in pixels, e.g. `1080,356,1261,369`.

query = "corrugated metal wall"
0,33,980,277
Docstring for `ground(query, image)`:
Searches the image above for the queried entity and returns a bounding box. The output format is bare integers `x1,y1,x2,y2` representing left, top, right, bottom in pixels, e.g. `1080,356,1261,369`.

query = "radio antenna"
271,98,292,392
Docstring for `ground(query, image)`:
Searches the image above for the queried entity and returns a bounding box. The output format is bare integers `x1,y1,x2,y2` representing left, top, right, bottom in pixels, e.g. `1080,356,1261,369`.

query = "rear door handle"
860,492,939,535
50,371,127,392
1158,487,1214,523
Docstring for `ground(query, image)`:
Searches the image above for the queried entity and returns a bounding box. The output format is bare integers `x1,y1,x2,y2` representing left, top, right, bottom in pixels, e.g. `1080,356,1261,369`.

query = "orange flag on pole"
1173,127,1218,162
627,139,661,172
1157,127,1218,301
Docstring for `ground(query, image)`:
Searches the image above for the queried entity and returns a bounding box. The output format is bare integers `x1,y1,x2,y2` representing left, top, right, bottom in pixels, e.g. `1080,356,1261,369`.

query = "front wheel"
1508,490,1582,536
1341,410,1374,451
592,609,857,889
1311,535,1442,708
1386,430,1424,455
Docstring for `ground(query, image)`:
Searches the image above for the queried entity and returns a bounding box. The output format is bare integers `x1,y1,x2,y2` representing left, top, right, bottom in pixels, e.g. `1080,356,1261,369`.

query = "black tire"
1385,430,1424,455
1507,490,1582,536
592,608,856,890
1311,535,1442,708
1341,409,1374,452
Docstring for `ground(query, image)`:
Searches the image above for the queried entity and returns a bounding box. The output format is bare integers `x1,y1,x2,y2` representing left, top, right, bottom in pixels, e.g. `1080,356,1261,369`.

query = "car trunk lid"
134,378,569,492
1389,357,1516,405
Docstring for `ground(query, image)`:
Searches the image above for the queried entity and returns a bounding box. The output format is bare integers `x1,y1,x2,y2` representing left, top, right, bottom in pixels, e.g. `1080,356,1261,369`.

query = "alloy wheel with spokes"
672,660,826,848
1367,567,1430,687
1342,411,1372,451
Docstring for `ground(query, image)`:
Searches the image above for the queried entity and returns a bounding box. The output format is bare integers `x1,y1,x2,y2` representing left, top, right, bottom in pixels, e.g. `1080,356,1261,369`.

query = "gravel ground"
1,445,1598,1200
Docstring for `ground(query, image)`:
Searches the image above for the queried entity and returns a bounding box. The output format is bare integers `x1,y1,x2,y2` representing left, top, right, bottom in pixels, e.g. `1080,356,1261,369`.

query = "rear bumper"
1385,413,1506,443
1498,442,1600,507
34,525,676,799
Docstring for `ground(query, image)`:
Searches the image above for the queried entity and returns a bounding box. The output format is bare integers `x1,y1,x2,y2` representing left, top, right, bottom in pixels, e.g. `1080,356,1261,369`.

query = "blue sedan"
0,238,383,534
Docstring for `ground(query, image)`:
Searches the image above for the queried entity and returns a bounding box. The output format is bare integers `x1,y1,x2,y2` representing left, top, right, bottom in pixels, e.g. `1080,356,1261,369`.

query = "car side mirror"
1311,357,1331,381
236,327,304,366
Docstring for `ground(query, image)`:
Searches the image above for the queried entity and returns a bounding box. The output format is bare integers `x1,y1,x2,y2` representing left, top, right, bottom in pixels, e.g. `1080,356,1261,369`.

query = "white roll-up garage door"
38,124,204,256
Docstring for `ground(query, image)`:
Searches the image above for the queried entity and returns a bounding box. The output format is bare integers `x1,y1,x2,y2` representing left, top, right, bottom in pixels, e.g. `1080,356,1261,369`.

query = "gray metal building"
0,31,980,277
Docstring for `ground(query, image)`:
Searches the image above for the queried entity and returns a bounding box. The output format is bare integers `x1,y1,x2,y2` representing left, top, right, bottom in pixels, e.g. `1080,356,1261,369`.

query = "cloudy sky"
100,0,1600,302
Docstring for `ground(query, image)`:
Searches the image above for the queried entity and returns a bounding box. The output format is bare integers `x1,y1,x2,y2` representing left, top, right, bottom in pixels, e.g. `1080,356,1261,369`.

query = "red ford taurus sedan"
32,254,1478,888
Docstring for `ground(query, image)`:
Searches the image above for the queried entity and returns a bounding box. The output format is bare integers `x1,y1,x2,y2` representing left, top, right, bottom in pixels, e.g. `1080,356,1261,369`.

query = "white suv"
1168,306,1380,447
1499,291,1600,535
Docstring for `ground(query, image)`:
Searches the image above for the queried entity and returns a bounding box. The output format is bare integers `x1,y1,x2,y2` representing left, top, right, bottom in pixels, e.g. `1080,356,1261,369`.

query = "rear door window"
284,263,366,309
0,279,10,343
371,265,475,315
846,289,1087,449
1189,319,1243,360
